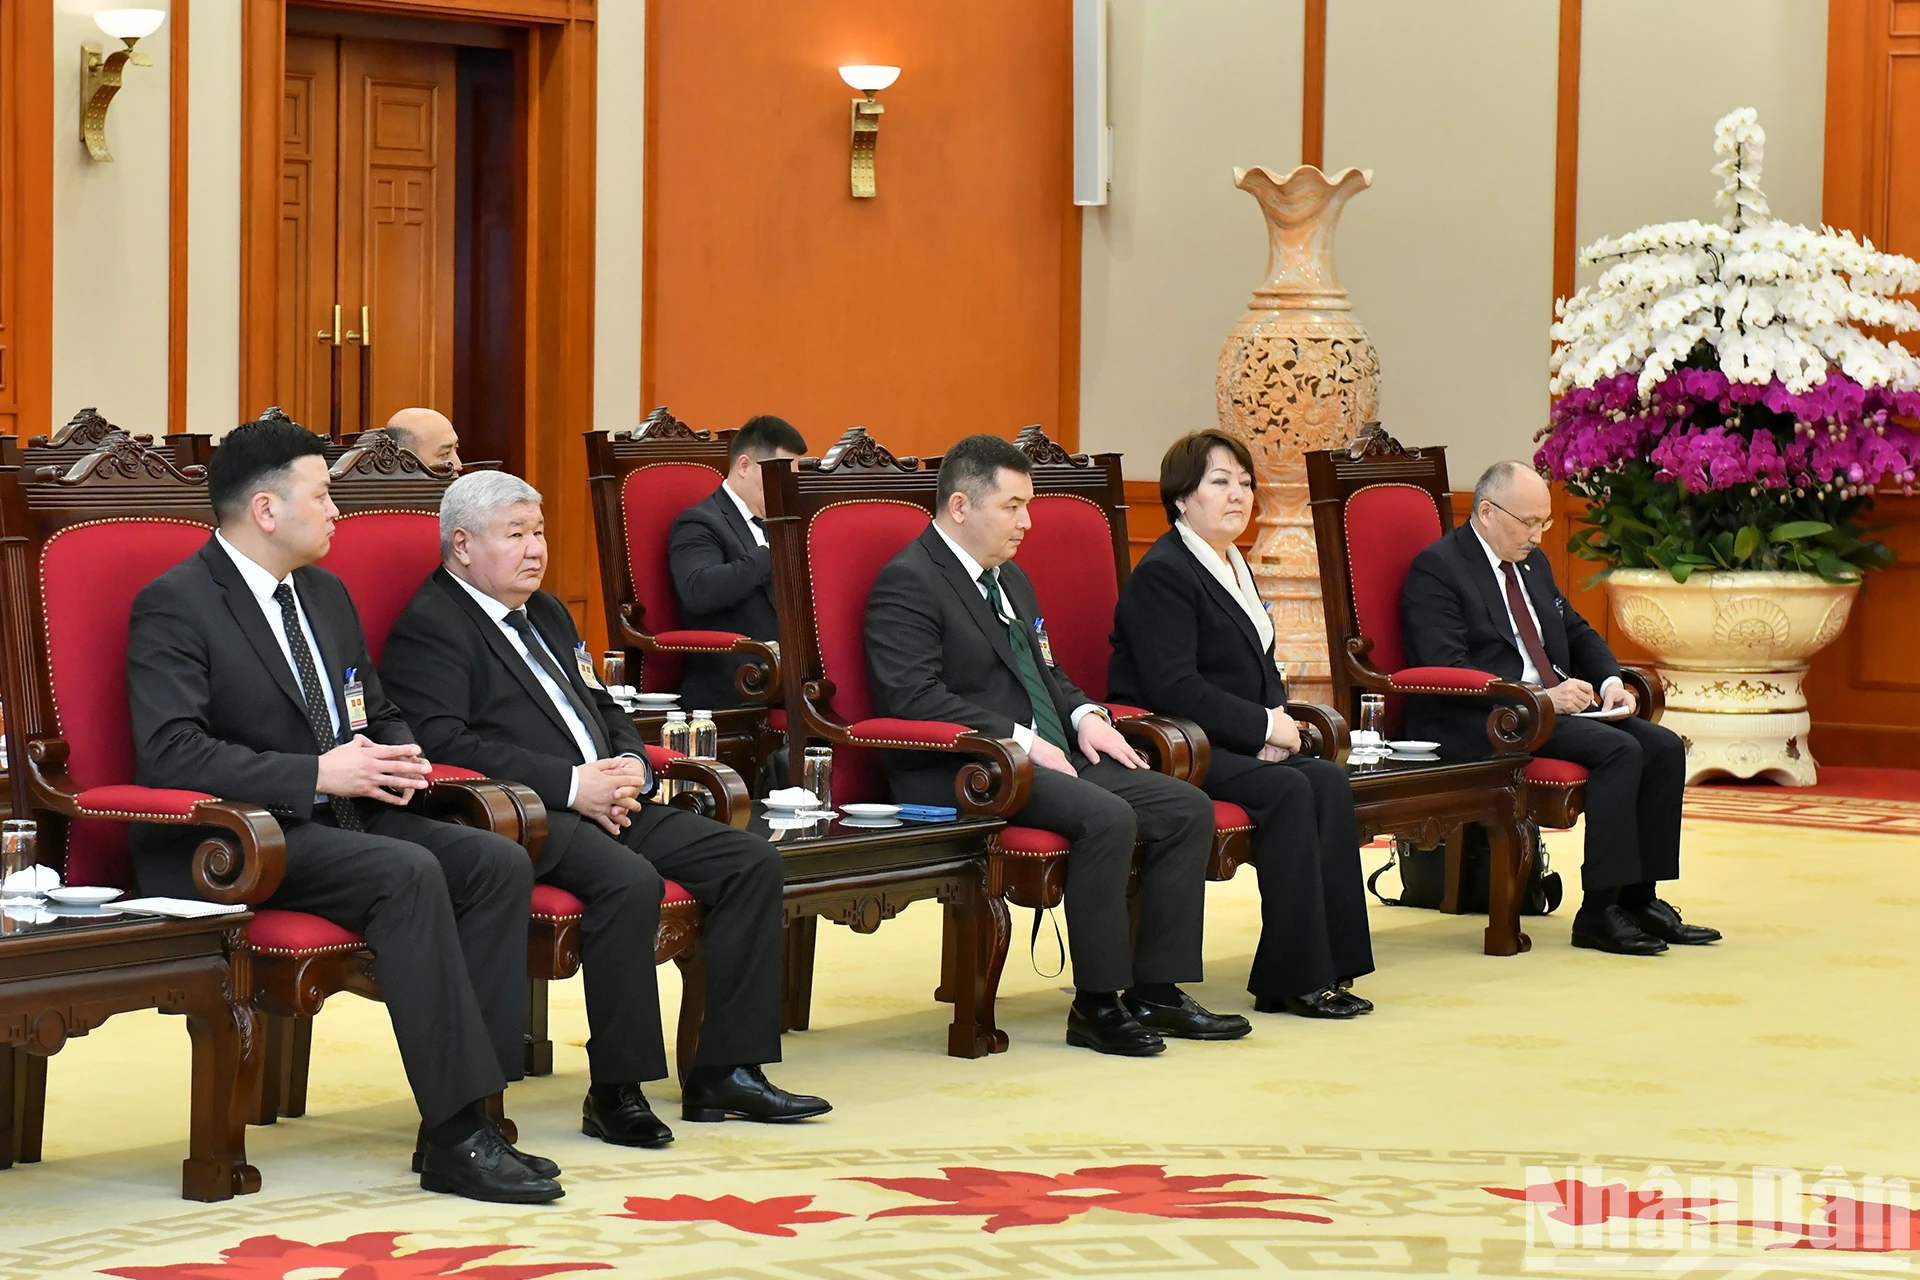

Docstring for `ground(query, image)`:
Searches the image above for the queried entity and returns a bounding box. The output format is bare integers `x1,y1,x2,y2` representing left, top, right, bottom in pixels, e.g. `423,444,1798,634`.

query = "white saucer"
46,886,123,905
840,803,902,819
1389,740,1441,754
839,816,904,829
631,694,682,707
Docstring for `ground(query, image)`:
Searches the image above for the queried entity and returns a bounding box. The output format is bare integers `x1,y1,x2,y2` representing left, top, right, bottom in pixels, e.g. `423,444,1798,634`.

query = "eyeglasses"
1486,499,1553,533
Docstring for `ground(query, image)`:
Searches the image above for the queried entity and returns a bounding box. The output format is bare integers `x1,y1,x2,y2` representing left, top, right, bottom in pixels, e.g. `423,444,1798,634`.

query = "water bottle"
660,711,691,800
689,709,718,760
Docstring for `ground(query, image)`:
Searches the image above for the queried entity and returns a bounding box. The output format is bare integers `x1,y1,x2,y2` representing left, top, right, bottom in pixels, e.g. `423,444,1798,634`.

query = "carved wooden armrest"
1103,704,1202,782
800,699,1033,817
644,745,751,828
1285,701,1347,760
618,607,781,705
421,765,549,862
26,735,288,905
1619,666,1663,722
1355,654,1557,753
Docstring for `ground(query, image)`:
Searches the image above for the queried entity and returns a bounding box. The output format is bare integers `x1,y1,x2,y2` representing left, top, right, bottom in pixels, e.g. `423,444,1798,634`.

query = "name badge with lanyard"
342,667,370,732
574,642,605,690
1033,616,1057,667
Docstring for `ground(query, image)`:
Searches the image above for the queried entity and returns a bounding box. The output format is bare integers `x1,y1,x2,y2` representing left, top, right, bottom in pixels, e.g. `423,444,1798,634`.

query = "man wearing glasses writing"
1399,461,1719,956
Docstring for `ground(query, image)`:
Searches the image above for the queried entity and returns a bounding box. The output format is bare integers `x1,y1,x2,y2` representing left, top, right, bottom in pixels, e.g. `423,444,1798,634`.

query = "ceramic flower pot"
1604,568,1859,785
1215,165,1378,705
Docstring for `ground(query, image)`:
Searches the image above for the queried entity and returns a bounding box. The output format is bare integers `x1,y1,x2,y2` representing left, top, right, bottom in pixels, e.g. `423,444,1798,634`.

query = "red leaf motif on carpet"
611,1194,853,1237
1485,1180,1727,1224
98,1232,614,1279
1738,1197,1920,1252
849,1163,1333,1233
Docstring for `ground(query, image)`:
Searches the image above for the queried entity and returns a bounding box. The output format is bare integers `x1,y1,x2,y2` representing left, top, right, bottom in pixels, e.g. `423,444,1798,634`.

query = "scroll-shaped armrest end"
1285,701,1348,760
423,773,549,862
646,747,751,828
1105,705,1202,782
1620,666,1663,723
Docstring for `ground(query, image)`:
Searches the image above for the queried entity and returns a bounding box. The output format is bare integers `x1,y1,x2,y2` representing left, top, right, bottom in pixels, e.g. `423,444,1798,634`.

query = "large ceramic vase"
1605,569,1859,785
1216,165,1379,705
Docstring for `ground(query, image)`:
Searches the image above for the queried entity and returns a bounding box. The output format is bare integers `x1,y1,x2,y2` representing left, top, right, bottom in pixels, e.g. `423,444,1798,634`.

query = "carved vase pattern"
1215,165,1378,703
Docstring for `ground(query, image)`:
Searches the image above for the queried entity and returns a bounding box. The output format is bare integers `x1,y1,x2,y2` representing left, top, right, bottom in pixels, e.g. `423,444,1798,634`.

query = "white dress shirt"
1469,523,1619,701
931,522,1102,751
215,531,344,802
722,479,768,547
447,572,602,803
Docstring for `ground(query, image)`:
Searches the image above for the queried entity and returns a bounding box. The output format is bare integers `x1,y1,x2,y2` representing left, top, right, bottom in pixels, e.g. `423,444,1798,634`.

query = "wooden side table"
0,910,259,1201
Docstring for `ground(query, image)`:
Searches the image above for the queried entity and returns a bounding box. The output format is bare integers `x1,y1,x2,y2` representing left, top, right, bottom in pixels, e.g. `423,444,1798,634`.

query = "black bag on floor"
1367,823,1562,916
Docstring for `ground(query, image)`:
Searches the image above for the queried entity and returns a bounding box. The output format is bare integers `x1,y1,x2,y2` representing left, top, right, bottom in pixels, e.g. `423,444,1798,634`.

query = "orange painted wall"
642,0,1078,460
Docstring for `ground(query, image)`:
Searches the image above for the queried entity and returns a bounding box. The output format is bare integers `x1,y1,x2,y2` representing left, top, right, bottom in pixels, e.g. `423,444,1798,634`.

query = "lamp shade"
94,8,166,40
838,65,900,93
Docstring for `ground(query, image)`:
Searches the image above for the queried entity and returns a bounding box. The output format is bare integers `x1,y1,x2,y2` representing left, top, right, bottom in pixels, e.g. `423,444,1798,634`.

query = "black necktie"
503,608,611,760
978,569,1069,751
750,515,766,545
272,582,363,831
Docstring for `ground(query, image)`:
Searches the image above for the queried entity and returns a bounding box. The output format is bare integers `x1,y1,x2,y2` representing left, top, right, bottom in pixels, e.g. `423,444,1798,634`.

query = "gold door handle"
316,303,343,344
345,307,370,345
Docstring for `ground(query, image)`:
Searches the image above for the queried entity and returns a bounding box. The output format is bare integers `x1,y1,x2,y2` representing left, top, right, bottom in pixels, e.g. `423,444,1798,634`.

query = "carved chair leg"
1,1046,48,1166
524,977,554,1077
280,1015,314,1118
1482,809,1534,957
934,908,960,1004
780,917,818,1033
180,974,255,1202
252,1015,289,1126
673,940,706,1088
1440,827,1467,915
983,893,1011,1054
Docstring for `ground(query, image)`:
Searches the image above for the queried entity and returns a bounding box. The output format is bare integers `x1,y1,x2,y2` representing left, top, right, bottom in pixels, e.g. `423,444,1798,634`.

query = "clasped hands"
1027,713,1151,777
316,735,432,806
1259,707,1301,763
571,756,653,834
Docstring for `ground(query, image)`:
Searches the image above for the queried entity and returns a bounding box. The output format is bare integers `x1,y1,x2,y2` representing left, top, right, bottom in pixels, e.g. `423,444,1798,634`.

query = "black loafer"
1123,990,1251,1040
418,1125,563,1204
1254,988,1361,1019
1571,903,1668,955
1066,995,1166,1056
681,1065,832,1123
1333,989,1374,1015
583,1084,675,1148
412,1121,559,1179
1627,898,1721,945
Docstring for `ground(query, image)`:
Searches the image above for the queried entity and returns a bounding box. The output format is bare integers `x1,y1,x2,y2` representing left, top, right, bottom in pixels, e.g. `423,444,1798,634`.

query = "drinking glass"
801,747,834,812
1,820,37,891
601,651,626,689
1358,694,1387,748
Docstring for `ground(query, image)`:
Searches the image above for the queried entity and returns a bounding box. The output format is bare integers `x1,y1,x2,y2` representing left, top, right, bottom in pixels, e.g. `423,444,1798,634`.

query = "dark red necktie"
1500,562,1561,689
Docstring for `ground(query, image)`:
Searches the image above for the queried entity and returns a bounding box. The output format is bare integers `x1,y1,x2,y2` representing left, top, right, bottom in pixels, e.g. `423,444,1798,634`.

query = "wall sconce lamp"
839,65,899,198
82,8,166,162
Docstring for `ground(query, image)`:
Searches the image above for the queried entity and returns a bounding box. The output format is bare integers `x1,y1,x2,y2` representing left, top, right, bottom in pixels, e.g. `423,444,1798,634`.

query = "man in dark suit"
380,470,828,1141
1399,460,1721,955
127,417,560,1204
667,415,807,711
866,434,1247,1057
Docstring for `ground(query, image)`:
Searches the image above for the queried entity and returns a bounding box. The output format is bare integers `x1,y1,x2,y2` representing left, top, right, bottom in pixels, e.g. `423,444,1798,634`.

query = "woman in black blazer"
1110,431,1375,1018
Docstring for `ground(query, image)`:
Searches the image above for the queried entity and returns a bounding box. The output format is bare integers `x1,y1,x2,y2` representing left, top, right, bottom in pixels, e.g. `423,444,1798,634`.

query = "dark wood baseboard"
1809,721,1920,767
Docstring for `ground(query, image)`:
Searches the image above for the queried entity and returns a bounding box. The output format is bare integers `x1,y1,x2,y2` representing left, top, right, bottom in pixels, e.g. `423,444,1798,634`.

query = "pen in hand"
1551,662,1599,712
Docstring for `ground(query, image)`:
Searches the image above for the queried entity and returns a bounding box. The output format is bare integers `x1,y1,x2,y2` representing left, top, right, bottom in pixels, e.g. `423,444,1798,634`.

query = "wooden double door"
283,35,455,439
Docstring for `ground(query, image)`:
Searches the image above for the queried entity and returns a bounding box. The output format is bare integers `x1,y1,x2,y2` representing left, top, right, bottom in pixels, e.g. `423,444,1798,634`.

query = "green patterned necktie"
979,568,1068,751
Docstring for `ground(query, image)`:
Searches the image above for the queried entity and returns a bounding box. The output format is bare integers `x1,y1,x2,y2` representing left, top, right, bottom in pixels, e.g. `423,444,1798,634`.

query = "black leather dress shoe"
1123,990,1251,1040
1571,903,1669,955
418,1125,563,1204
1333,989,1374,1015
1255,988,1362,1019
1066,996,1166,1056
1627,898,1721,945
681,1066,833,1123
583,1084,674,1148
412,1122,559,1179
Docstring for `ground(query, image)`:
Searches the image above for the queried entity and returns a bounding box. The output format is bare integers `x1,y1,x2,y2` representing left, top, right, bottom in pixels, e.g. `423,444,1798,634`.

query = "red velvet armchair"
1305,427,1663,908
585,407,783,783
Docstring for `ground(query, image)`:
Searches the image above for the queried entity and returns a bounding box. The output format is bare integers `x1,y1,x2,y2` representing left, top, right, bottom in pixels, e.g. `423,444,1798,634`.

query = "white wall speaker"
1073,0,1111,206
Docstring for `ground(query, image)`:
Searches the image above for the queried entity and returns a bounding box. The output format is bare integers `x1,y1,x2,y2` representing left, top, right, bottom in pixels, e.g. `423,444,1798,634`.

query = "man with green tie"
864,435,1248,1058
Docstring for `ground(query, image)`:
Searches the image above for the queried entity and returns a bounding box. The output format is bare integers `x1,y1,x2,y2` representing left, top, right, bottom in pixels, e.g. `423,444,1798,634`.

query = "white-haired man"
380,471,829,1143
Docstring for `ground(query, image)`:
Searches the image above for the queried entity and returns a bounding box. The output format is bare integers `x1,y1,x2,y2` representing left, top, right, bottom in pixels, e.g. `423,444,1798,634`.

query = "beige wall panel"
53,1,175,437
596,0,644,434
1324,0,1559,484
1575,0,1827,293
190,0,242,434
1079,0,1305,479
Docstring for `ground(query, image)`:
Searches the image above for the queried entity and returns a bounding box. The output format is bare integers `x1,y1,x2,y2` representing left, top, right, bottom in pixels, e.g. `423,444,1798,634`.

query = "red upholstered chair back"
805,500,933,803
41,518,210,887
317,511,443,664
1342,483,1444,735
1012,493,1119,701
622,464,725,692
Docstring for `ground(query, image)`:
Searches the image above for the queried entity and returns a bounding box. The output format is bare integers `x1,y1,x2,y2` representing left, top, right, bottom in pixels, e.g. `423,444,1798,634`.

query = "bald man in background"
383,408,463,473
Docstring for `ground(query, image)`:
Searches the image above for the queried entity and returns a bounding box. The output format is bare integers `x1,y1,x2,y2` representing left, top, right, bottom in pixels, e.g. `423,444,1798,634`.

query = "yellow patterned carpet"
2,804,1915,1279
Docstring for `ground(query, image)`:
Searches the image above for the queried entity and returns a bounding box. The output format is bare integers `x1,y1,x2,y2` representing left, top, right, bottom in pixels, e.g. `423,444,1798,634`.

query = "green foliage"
1565,461,1895,584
